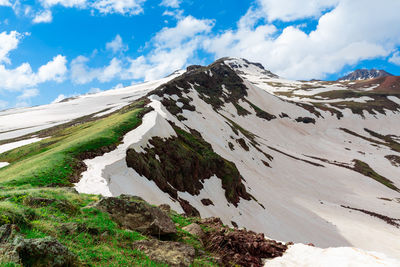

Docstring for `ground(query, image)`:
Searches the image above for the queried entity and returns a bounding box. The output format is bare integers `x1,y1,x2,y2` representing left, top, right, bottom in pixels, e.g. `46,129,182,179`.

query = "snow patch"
265,244,400,267
0,162,9,168
0,137,44,154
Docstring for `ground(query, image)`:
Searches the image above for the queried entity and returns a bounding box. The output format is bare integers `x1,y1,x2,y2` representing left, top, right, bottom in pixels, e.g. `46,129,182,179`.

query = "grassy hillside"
0,99,219,266
0,100,148,188
0,187,217,266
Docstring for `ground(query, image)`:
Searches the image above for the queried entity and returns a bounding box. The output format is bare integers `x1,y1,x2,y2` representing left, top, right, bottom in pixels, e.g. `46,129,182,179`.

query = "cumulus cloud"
38,0,147,15
106,34,128,54
51,94,67,103
258,0,339,21
0,31,22,64
0,0,11,6
17,88,39,100
160,0,180,8
389,51,400,66
0,55,67,91
122,16,214,81
33,9,53,23
39,0,86,8
72,16,214,83
92,0,146,15
70,56,122,84
204,0,400,79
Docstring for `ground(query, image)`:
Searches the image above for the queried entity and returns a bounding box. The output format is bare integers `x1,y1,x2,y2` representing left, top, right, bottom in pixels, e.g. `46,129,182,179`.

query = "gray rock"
12,237,78,266
1,231,78,267
133,239,195,267
93,195,176,236
182,223,205,239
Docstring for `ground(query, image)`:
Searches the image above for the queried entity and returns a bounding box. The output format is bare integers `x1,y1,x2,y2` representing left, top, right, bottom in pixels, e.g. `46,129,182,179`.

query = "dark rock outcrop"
126,125,252,209
201,198,214,206
132,239,195,267
199,217,287,267
295,117,316,124
93,195,177,236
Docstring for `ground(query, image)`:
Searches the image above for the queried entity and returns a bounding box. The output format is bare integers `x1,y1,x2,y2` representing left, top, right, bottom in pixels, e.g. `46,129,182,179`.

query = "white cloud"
92,0,146,15
0,31,22,64
160,0,180,8
70,56,122,84
258,0,339,22
39,0,86,8
389,51,400,66
33,10,53,23
17,88,39,100
51,94,67,103
0,0,11,6
37,55,67,82
38,0,147,15
72,16,213,83
122,16,214,81
204,0,400,80
106,34,128,54
0,55,67,91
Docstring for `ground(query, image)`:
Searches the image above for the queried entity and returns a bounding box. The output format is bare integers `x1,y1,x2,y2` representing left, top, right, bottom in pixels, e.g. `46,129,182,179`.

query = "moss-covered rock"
126,125,252,208
93,195,177,236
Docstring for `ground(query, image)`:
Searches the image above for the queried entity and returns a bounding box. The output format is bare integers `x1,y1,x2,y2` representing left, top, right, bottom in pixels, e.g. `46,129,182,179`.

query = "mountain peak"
338,68,393,81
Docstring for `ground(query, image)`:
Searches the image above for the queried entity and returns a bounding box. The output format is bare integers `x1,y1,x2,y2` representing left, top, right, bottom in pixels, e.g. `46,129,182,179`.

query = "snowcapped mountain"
338,69,393,81
1,58,400,265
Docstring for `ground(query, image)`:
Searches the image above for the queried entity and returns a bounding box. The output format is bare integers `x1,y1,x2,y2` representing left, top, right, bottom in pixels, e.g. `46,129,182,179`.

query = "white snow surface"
0,73,183,141
74,59,400,259
0,162,9,168
3,58,400,263
0,137,44,154
265,244,400,267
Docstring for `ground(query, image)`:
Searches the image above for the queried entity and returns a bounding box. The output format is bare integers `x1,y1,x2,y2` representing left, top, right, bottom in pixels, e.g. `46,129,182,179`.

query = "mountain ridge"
337,68,393,81
0,57,400,265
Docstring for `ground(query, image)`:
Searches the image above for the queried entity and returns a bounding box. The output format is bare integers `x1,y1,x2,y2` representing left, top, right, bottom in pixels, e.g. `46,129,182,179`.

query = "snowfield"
265,244,400,267
73,59,400,260
2,58,399,264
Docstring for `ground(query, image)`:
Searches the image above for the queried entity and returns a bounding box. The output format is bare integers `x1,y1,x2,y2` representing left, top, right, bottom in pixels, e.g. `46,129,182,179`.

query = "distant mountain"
338,69,393,81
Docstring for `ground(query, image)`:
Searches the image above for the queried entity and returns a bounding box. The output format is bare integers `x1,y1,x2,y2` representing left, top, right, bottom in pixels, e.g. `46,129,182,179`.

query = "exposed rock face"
338,69,393,81
126,126,252,209
199,218,287,267
93,195,177,236
132,239,195,267
182,223,205,239
295,117,316,124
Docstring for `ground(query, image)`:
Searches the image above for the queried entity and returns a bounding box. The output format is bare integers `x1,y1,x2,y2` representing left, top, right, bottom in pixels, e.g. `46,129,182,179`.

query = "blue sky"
0,0,399,109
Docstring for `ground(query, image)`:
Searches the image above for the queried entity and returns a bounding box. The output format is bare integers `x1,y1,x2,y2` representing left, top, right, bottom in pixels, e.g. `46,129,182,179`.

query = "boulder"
93,195,176,236
12,237,78,266
182,223,205,239
1,230,78,267
133,239,195,267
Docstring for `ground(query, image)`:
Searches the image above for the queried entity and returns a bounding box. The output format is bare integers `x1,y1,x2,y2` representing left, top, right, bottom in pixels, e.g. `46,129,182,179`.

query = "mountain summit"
337,68,393,81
